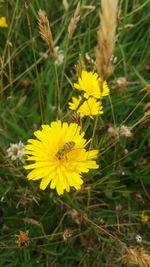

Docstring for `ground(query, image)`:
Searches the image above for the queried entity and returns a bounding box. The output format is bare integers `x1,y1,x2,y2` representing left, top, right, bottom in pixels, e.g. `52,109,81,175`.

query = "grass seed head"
62,0,69,11
38,9,57,62
121,246,150,266
95,0,119,80
68,2,80,40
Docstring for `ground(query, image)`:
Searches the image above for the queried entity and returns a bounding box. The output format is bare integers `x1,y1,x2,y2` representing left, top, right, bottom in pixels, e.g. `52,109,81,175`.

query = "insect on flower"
24,121,98,195
56,141,76,160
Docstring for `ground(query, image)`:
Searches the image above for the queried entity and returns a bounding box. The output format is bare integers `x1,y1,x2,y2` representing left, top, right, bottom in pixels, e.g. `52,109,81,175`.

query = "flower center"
12,147,19,155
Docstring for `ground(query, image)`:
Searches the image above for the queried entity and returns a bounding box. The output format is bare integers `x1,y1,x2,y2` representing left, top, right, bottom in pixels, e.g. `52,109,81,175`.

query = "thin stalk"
25,10,44,122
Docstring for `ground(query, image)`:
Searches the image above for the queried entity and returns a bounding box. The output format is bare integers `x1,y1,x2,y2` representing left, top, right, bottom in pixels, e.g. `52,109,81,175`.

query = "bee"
56,141,75,160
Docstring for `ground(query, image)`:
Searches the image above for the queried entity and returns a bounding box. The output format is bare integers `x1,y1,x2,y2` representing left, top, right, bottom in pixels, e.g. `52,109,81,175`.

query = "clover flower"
24,121,98,195
6,141,25,163
136,235,142,244
0,17,8,27
119,125,132,138
69,96,103,118
55,46,64,65
74,70,110,99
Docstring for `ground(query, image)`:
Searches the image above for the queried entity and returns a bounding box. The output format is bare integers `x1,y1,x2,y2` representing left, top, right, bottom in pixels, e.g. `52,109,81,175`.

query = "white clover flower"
39,47,64,66
136,235,142,243
55,46,64,65
119,125,133,138
6,141,25,163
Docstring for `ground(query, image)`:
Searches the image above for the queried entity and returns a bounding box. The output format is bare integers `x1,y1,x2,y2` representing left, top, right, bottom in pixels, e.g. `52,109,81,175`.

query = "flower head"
119,125,132,138
74,70,110,99
24,121,98,195
69,96,103,118
6,141,25,163
136,235,142,244
55,46,64,65
0,17,8,28
15,231,30,247
62,228,73,243
140,211,149,224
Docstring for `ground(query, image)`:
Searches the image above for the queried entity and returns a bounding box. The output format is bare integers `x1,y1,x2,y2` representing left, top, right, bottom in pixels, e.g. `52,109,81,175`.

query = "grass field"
0,0,150,266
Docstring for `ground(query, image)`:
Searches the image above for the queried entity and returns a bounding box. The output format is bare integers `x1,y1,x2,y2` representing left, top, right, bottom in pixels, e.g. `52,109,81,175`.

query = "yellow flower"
74,70,110,99
15,231,30,247
24,121,98,195
140,211,149,223
0,17,8,28
69,96,103,118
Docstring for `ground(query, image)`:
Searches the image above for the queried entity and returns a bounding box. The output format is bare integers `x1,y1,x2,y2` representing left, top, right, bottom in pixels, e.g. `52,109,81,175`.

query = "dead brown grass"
121,246,150,266
95,0,119,81
38,9,57,62
68,2,80,40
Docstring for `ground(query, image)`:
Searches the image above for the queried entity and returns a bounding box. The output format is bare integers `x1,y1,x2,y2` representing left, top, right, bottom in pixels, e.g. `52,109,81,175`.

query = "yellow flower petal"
40,176,52,190
68,96,82,111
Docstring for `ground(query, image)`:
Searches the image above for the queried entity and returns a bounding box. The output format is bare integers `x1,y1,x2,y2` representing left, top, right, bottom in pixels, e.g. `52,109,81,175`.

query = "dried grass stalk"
62,0,69,11
121,246,150,266
38,9,57,62
95,0,119,80
68,2,80,40
24,0,31,10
